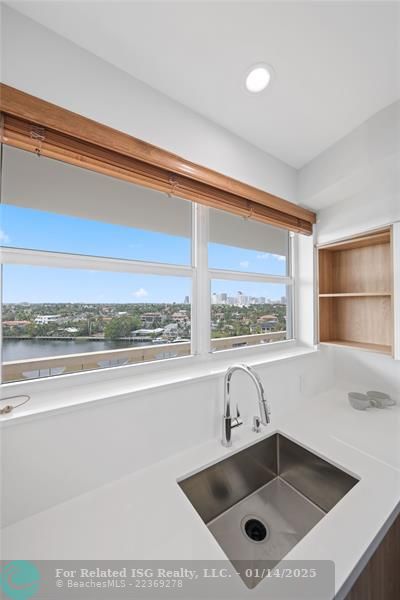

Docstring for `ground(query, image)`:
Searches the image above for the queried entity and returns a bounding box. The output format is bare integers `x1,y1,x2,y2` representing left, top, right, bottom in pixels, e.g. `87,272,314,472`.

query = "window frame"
1,197,296,389
207,206,295,352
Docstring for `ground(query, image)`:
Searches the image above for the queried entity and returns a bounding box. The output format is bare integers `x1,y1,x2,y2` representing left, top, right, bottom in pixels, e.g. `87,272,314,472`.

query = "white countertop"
2,387,400,599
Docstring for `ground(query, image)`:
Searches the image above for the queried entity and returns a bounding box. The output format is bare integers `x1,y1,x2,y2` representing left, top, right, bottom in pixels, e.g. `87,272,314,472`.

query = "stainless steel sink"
178,433,358,588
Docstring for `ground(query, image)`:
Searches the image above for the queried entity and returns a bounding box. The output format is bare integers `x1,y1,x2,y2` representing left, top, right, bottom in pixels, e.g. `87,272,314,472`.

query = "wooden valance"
0,84,316,234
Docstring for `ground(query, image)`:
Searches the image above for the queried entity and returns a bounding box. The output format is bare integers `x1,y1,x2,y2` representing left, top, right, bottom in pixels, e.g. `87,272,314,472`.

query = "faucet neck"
221,364,271,447
224,364,270,425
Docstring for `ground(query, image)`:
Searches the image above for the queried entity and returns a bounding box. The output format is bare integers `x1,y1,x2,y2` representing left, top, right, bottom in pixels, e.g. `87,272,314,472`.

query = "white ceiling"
7,1,400,168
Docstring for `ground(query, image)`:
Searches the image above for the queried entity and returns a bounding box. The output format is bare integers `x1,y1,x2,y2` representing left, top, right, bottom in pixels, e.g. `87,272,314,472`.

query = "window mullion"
191,204,210,356
208,268,292,285
287,232,295,340
0,247,193,278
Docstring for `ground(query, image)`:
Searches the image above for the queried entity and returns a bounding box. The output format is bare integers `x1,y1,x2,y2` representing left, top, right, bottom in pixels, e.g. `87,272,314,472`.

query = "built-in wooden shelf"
319,292,391,298
318,227,393,356
319,340,392,355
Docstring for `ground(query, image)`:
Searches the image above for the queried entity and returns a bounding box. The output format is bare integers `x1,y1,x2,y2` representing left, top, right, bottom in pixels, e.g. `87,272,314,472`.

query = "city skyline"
211,291,287,306
2,266,286,305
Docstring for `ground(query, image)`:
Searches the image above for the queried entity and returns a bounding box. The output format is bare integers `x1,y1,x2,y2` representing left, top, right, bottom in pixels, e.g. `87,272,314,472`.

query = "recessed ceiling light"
245,64,272,93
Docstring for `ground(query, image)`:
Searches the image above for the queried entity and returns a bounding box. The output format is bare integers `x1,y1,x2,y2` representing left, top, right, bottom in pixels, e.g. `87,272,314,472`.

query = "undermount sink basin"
178,433,358,589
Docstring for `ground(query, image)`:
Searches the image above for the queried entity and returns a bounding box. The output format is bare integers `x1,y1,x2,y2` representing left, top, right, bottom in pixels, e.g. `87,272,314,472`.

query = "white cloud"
239,260,249,268
133,288,148,298
256,252,285,262
0,229,10,244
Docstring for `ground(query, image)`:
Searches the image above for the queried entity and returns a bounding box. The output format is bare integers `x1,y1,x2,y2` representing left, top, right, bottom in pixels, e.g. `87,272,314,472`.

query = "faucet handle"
231,405,243,429
231,417,243,429
252,416,261,433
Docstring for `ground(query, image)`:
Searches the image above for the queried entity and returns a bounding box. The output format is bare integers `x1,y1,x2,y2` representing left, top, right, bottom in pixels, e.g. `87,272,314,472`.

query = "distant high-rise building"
184,296,190,304
215,292,227,304
210,291,271,306
281,296,287,304
236,291,244,305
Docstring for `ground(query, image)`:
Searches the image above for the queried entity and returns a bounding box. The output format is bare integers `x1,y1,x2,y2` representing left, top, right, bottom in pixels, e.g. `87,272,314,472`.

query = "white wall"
0,5,297,203
300,100,400,389
299,100,400,244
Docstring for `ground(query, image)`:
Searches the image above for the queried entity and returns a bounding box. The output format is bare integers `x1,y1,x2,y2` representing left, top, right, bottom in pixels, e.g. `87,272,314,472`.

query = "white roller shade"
209,207,289,256
2,146,191,237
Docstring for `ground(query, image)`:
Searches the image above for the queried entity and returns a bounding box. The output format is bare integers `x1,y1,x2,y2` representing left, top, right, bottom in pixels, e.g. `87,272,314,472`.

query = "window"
210,280,290,350
1,147,296,384
209,208,293,351
1,147,193,382
2,265,191,382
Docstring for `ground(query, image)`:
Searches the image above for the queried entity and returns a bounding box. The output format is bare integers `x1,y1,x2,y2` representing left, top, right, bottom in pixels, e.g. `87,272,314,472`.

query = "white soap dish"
366,391,396,408
348,392,371,411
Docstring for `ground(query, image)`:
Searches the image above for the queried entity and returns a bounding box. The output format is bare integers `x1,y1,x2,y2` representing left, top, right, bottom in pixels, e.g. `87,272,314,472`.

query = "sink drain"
242,517,268,543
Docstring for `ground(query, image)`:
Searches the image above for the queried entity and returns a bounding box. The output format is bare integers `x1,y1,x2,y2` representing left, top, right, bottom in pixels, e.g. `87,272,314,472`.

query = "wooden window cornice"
0,84,316,234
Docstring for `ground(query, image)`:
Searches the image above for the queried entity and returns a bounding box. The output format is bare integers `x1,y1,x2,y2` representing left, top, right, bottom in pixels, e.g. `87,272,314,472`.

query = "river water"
3,339,142,362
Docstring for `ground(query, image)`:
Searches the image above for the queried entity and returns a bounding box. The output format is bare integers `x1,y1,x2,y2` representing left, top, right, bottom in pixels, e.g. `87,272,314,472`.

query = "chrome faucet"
222,364,270,447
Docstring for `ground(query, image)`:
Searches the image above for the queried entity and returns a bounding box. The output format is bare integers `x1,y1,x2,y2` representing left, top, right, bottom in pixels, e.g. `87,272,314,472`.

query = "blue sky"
1,205,287,303
1,205,191,264
2,266,192,304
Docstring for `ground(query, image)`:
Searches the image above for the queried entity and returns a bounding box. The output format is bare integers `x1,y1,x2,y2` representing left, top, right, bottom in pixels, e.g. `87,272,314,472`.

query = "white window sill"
0,342,318,426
